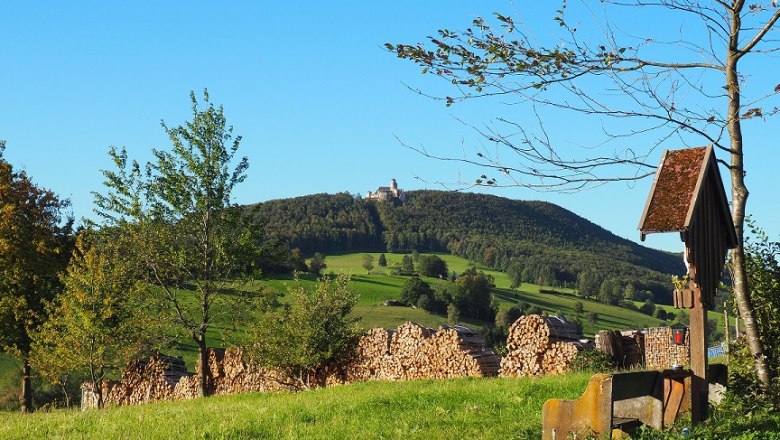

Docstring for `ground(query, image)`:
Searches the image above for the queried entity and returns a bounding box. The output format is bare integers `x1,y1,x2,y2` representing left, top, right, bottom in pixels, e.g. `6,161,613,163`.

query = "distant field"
0,374,592,439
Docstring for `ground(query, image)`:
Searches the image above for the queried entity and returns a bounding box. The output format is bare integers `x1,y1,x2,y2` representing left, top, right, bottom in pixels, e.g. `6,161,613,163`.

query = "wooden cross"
638,146,738,423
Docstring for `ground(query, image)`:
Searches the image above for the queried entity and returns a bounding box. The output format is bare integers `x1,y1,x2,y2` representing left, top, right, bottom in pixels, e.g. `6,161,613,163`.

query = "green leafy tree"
361,254,374,273
598,278,623,306
447,303,460,325
391,254,415,276
0,143,72,413
31,232,153,408
587,311,599,325
249,274,361,388
387,0,780,386
452,268,494,321
742,220,780,387
574,301,584,315
417,254,448,278
378,253,387,267
93,90,264,398
640,299,657,317
309,252,327,276
577,270,602,298
399,276,433,306
506,261,524,289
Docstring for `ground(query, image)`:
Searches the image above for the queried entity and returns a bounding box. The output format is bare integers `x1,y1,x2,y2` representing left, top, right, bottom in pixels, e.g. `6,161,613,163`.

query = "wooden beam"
688,281,708,423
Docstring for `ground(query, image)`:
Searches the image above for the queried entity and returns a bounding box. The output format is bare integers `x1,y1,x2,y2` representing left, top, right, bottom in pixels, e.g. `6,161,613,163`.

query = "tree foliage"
309,252,327,276
417,254,448,278
742,220,780,385
31,231,153,408
93,90,264,397
249,274,361,388
0,143,72,412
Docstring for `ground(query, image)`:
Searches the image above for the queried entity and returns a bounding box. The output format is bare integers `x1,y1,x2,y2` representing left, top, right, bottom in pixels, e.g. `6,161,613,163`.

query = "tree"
587,311,599,325
388,0,779,385
378,253,387,267
640,299,657,317
31,231,151,408
452,268,495,321
392,254,415,275
361,254,374,273
598,278,623,306
574,301,584,314
93,90,264,398
0,142,72,412
309,252,327,276
506,261,524,289
447,303,460,325
577,271,602,299
742,220,780,384
399,276,434,306
417,254,449,278
249,274,361,388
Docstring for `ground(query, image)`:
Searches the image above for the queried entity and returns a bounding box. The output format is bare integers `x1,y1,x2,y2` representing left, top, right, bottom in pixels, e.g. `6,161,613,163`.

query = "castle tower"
390,178,397,192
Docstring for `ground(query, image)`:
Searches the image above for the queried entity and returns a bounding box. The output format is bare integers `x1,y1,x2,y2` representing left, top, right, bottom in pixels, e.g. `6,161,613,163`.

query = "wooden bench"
542,370,691,439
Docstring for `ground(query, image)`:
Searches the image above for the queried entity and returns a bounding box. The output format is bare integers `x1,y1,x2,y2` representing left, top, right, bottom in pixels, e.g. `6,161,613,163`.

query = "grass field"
0,374,592,439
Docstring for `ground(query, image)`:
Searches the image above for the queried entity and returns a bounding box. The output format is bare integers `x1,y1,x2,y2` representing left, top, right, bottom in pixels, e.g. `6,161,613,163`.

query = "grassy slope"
0,374,591,439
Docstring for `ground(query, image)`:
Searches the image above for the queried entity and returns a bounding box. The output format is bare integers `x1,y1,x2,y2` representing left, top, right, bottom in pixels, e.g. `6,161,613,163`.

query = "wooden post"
723,303,730,352
688,282,708,423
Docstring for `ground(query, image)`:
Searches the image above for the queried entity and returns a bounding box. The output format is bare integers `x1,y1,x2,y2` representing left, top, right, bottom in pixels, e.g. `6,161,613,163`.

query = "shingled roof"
638,146,738,308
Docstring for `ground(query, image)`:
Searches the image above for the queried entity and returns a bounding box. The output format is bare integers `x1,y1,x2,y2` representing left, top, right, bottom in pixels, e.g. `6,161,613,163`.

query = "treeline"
252,191,682,302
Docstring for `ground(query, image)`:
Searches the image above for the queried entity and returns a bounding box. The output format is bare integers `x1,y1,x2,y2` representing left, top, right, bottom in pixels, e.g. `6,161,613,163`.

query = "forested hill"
250,190,683,299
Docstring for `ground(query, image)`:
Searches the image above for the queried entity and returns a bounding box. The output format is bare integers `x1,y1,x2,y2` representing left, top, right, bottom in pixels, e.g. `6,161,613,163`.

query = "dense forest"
250,191,683,303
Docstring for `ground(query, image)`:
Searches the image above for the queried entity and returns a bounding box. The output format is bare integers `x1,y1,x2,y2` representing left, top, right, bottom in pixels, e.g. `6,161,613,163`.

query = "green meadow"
0,374,591,439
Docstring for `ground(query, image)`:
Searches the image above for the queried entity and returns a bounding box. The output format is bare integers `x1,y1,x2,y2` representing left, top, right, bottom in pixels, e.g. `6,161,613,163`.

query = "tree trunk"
726,11,772,386
195,332,209,397
20,360,32,413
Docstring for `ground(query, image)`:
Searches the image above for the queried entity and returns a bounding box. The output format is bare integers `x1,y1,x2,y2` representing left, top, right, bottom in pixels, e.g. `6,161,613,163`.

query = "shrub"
570,349,616,373
249,274,360,388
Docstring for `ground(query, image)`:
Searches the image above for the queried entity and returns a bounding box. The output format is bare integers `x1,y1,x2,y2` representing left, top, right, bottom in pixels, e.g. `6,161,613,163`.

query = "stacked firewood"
381,322,436,380
595,330,647,368
103,354,190,406
644,326,686,369
338,322,499,382
334,327,395,384
500,315,583,377
414,325,501,379
212,347,296,394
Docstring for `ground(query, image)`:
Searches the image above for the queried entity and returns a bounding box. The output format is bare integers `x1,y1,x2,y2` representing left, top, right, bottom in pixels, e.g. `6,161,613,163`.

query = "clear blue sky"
1,1,778,253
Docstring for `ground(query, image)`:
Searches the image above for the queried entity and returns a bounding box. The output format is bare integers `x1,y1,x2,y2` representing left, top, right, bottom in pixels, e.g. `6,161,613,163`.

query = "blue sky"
1,1,778,253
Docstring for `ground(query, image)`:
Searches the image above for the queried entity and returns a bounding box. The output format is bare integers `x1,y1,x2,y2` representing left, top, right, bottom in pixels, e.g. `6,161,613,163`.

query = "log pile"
414,325,500,379
84,322,500,409
103,354,190,406
337,322,499,382
500,315,584,377
644,326,687,368
212,347,294,394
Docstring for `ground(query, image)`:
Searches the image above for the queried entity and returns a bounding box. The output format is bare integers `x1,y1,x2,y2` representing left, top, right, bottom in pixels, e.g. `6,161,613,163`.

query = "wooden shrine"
638,146,738,422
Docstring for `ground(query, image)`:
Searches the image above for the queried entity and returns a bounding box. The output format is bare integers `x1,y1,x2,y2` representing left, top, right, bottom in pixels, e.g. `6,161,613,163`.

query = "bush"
249,274,360,388
570,349,616,373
